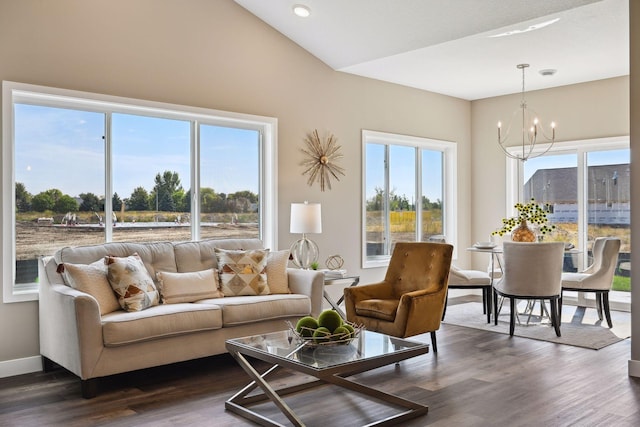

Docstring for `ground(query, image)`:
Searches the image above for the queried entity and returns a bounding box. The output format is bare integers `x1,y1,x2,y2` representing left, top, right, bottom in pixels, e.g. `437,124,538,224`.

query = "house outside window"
362,130,457,268
2,81,276,302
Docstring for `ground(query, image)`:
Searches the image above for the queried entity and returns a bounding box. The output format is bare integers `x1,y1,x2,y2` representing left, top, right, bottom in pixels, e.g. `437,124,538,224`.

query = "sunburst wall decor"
300,129,345,191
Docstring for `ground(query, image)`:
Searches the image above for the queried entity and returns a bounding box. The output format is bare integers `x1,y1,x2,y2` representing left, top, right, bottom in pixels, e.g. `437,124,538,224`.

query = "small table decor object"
492,198,555,242
287,319,363,348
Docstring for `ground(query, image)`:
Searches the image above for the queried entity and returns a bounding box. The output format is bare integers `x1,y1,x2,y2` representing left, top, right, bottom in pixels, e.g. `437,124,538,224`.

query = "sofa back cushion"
173,238,264,273
60,259,121,315
55,241,177,287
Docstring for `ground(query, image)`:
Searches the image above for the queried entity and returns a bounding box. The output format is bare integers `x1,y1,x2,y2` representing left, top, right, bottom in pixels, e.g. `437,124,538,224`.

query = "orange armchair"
344,242,453,353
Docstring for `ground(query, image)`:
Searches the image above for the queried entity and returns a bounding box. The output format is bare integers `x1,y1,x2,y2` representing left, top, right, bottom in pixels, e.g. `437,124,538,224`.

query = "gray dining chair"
560,237,621,328
493,242,565,337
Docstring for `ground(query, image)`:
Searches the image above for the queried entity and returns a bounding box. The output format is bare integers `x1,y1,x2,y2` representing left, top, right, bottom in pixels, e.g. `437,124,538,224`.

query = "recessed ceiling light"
489,18,560,38
539,69,557,77
293,4,311,18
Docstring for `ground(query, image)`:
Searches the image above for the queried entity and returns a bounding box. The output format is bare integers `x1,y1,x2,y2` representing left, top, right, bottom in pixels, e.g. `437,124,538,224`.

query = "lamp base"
290,236,319,269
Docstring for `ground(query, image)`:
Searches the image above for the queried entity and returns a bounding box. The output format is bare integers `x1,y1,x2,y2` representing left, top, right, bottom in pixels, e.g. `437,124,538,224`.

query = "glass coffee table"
225,329,429,426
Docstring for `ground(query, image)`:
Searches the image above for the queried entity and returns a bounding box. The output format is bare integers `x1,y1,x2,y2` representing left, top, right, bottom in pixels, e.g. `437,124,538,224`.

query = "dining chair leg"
509,297,516,336
550,298,561,337
494,290,499,326
602,291,613,328
485,287,492,324
482,288,487,314
595,292,604,321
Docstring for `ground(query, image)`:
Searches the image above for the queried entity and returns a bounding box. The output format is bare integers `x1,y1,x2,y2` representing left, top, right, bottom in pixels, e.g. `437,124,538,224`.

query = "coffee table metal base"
226,350,428,427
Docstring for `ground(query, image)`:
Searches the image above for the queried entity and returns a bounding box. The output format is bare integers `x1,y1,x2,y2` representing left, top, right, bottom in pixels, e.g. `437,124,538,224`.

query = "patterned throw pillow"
266,250,290,294
105,253,159,312
214,248,270,296
156,268,224,304
59,259,121,315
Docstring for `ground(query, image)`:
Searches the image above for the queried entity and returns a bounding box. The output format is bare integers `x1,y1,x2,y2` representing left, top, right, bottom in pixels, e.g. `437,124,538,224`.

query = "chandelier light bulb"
497,64,556,161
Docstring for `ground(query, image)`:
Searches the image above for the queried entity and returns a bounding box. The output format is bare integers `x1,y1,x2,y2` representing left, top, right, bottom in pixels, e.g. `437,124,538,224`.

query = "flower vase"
511,220,536,242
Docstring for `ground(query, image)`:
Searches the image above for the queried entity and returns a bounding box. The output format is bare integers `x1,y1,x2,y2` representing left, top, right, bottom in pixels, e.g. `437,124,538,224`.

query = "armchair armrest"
287,268,325,317
343,281,394,321
39,257,104,379
396,287,448,337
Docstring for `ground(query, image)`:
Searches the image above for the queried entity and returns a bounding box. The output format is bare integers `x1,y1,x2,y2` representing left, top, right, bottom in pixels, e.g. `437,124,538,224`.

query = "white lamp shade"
290,202,322,234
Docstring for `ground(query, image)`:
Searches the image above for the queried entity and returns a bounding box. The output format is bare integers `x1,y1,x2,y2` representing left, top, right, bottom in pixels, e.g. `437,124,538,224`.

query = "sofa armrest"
39,257,105,379
286,268,324,317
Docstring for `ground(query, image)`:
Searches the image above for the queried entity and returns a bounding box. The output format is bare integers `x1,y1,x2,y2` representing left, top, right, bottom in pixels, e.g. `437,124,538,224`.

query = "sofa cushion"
106,253,160,312
266,250,290,294
59,259,120,315
101,303,223,346
173,238,265,273
156,268,223,304
55,241,178,287
196,294,311,326
215,248,270,296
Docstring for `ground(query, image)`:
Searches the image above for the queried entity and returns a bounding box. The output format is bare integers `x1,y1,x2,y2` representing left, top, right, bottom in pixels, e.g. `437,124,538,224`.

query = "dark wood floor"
2,298,639,427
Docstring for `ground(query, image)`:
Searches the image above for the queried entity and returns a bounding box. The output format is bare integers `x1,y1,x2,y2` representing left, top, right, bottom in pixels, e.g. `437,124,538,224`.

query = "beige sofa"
38,238,324,398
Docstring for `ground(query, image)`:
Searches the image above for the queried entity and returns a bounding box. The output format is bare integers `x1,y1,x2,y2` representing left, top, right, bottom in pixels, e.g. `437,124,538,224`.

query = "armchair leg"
430,331,438,354
441,290,449,321
602,291,613,328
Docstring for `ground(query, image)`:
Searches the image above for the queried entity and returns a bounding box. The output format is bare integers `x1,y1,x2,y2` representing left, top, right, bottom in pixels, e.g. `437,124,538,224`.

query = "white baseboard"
0,356,42,378
629,359,640,378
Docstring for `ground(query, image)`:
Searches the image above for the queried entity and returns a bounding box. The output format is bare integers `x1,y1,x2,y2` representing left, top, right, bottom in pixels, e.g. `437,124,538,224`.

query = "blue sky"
365,143,443,203
15,104,259,199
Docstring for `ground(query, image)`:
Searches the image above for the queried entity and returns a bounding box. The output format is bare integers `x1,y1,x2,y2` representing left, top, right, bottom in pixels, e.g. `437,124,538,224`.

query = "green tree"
31,189,63,212
79,192,102,212
128,187,150,210
15,182,32,212
151,171,182,212
53,195,79,213
112,192,123,211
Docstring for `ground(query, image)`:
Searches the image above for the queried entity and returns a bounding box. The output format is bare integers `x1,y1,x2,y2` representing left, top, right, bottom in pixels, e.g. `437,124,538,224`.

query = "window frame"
505,135,629,251
2,81,277,303
361,129,457,269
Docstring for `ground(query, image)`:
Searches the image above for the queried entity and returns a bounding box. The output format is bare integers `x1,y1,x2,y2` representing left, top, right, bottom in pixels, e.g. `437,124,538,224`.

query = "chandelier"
497,64,556,161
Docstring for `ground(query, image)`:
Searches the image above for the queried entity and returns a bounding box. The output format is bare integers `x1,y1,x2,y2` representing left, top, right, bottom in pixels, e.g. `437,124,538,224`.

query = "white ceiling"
233,0,629,100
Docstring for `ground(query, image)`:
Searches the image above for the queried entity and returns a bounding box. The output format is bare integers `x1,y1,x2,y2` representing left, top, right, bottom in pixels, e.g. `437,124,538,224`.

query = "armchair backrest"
498,242,564,297
385,242,453,298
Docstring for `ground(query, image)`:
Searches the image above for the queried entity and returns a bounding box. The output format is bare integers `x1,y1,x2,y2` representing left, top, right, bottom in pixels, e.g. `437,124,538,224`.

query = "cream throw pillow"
156,268,223,304
266,250,290,294
60,259,120,315
214,248,270,296
106,253,159,312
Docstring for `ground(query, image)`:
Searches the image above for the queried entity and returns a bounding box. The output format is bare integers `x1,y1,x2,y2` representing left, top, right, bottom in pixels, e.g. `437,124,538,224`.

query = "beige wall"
470,76,630,270
0,0,471,363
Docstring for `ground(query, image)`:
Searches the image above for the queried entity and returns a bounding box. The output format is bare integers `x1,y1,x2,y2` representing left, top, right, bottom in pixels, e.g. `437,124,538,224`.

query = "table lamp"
290,201,322,269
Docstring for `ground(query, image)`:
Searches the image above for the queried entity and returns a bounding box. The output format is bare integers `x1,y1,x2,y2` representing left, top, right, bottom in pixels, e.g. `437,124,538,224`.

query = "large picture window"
506,136,630,307
2,81,276,302
362,130,457,268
